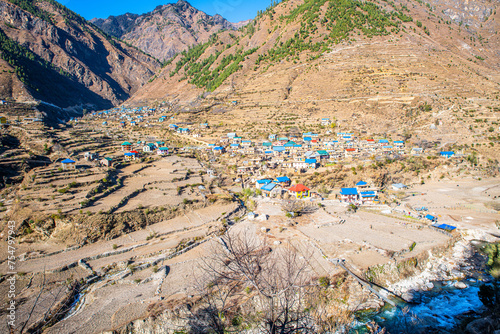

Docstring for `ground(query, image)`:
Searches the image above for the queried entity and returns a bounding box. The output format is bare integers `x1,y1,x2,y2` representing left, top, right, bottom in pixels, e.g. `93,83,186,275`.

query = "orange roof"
345,148,356,152
288,184,310,192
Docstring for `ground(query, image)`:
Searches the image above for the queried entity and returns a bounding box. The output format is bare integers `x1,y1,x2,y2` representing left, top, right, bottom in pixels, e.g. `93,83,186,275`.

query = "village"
63,105,465,210
0,102,499,334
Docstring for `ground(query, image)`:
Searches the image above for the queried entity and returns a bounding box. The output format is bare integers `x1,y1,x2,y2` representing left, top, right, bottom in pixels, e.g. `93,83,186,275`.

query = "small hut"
61,159,76,170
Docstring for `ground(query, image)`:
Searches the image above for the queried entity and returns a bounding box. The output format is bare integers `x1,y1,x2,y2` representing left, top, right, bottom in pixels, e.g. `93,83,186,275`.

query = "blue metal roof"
276,176,291,182
61,159,76,164
360,191,376,197
434,223,456,231
379,139,389,143
440,151,455,156
257,179,272,184
305,159,317,164
273,146,285,152
261,183,277,191
340,188,358,195
303,137,312,141
426,214,437,221
356,181,368,186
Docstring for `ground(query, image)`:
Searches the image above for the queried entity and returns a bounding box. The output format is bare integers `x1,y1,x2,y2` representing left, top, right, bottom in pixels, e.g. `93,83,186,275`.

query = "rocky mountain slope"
127,0,500,158
92,0,240,62
0,0,160,114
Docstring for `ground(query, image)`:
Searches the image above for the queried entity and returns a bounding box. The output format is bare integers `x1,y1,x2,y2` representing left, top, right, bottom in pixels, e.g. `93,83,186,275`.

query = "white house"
157,147,169,155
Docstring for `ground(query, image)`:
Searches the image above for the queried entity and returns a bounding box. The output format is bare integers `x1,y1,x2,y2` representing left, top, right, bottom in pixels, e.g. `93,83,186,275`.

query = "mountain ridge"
91,0,247,62
128,0,500,104
0,0,161,115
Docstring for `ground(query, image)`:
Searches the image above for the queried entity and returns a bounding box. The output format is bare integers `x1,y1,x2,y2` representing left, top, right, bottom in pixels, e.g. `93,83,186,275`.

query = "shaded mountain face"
0,0,160,114
91,0,240,61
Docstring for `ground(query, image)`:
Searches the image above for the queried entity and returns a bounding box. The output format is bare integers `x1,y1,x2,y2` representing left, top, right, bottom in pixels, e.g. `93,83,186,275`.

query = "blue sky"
61,0,272,23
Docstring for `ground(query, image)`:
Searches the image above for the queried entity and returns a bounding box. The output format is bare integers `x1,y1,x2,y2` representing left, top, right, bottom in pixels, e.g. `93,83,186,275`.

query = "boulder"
454,281,468,289
465,318,494,334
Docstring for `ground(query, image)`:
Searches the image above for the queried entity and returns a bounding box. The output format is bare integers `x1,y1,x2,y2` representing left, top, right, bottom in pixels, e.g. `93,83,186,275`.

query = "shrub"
409,242,416,252
318,276,330,288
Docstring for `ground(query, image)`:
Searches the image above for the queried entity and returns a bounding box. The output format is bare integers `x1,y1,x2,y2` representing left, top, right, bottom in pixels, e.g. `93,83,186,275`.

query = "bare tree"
181,231,318,333
281,200,318,216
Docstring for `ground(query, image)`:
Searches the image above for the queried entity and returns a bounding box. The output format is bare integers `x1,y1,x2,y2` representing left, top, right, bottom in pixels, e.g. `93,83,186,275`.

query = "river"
355,279,489,333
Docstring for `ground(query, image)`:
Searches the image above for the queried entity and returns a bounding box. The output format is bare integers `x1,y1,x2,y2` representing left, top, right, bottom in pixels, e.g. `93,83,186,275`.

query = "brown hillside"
127,0,500,159
0,0,160,112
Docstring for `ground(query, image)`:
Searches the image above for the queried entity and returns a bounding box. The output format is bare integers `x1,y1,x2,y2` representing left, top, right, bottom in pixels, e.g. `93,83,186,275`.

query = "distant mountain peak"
93,1,236,61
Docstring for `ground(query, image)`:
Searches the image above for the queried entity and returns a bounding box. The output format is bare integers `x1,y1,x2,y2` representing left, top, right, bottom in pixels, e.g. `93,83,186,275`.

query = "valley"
0,0,499,333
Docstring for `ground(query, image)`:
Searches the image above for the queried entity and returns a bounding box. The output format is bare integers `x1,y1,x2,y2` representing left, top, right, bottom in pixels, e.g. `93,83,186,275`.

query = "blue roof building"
275,176,291,184
273,146,285,152
440,151,455,158
261,183,277,192
340,188,358,196
432,223,456,231
360,191,376,198
426,214,438,222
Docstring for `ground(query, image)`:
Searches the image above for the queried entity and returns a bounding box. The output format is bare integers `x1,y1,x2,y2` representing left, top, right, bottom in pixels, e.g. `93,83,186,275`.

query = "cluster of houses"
60,155,114,170
74,106,161,128
253,176,316,199
75,109,462,176
339,181,380,205
197,130,418,173
253,176,381,205
121,141,169,160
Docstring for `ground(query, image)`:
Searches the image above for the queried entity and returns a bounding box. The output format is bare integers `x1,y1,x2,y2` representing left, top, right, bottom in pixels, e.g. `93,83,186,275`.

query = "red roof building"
288,184,311,199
